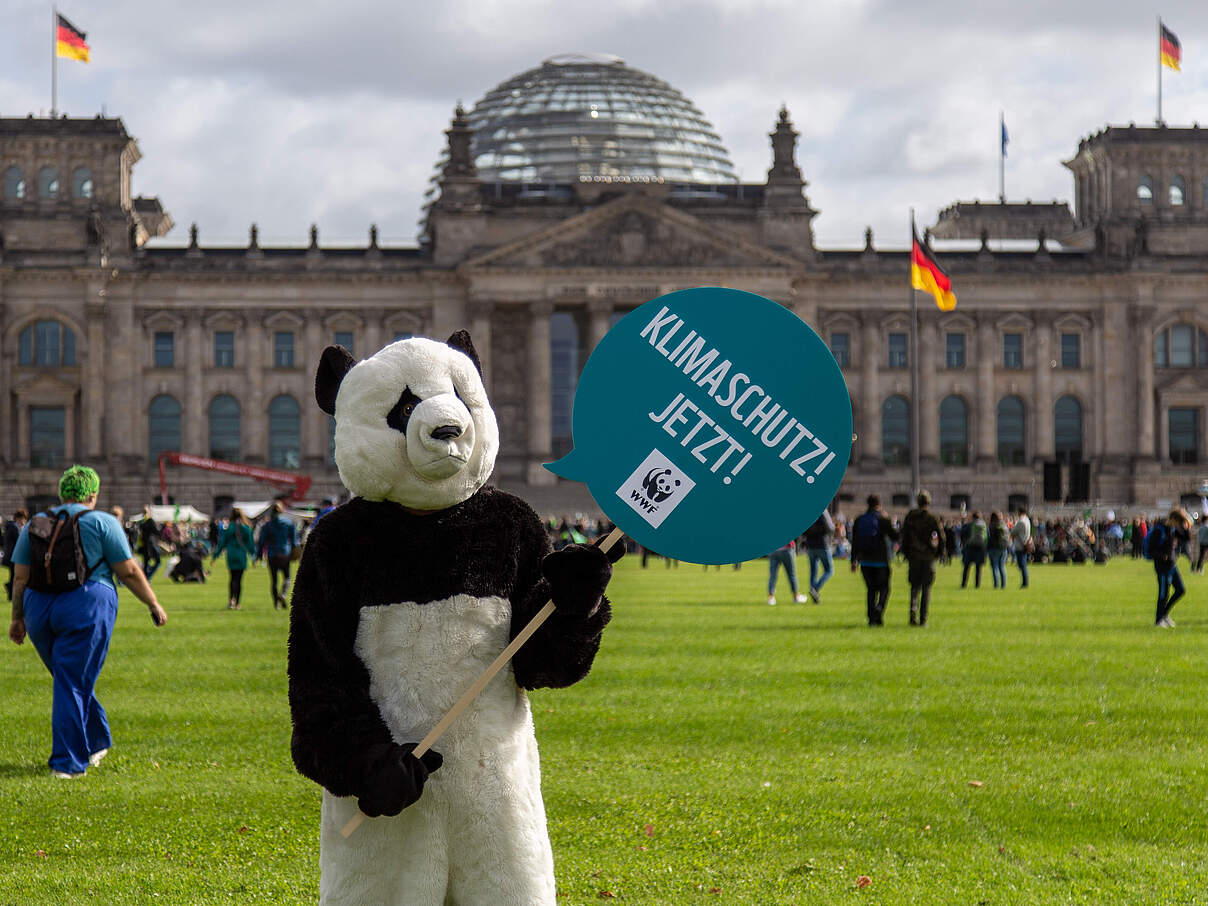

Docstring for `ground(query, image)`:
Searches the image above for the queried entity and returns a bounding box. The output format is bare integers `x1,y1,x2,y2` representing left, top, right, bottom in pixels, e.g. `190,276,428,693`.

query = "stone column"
587,299,613,353
790,281,820,332
976,319,997,468
84,299,106,459
184,313,204,455
1031,314,1055,463
526,301,555,486
859,312,882,469
104,288,137,471
245,317,266,464
1098,302,1129,470
918,317,940,468
1132,300,1157,462
362,318,383,359
467,300,494,395
304,317,327,466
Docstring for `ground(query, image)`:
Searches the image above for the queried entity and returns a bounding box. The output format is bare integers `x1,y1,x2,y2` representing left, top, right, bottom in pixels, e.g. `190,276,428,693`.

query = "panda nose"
431,425,462,441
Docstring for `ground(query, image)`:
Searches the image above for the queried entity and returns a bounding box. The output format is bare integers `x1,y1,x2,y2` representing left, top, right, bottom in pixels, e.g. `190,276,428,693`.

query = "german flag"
1161,22,1180,72
910,229,956,311
56,14,90,63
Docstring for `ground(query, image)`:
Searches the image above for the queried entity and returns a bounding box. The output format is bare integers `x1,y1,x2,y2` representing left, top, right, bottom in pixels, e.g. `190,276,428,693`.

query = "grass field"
1,552,1206,905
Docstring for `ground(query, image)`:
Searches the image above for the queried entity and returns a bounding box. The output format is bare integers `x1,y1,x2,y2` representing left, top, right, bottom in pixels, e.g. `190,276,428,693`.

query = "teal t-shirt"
13,504,133,591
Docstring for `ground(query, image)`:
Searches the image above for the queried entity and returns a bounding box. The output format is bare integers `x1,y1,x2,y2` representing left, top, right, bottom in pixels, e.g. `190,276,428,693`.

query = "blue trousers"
23,582,117,774
767,549,799,596
807,547,833,593
1156,567,1185,624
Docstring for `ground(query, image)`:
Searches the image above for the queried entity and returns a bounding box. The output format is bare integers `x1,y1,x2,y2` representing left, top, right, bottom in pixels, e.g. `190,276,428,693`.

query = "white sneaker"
794,594,808,604
52,770,84,779
1162,616,1176,627
767,595,777,606
88,748,109,768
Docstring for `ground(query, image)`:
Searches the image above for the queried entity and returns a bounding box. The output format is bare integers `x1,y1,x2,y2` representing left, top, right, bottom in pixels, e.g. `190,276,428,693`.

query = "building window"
1202,177,1208,207
1169,408,1199,465
274,331,295,368
214,331,235,368
1170,175,1186,207
1154,324,1208,368
71,167,93,199
1059,332,1080,369
1138,174,1153,204
997,395,1027,466
37,166,59,199
334,331,354,357
1054,395,1083,464
30,406,66,468
551,311,580,458
829,332,850,368
268,395,301,468
939,395,969,466
945,332,966,368
881,395,910,466
148,395,182,463
3,166,24,198
1003,332,1023,369
887,332,908,369
209,395,241,461
18,320,76,366
153,331,175,368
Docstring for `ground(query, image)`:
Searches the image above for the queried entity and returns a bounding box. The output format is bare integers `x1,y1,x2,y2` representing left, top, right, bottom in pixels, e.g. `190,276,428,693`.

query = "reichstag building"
2,52,1207,517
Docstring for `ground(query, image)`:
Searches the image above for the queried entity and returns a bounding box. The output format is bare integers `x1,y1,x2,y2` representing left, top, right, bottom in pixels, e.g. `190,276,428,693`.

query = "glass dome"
463,54,738,184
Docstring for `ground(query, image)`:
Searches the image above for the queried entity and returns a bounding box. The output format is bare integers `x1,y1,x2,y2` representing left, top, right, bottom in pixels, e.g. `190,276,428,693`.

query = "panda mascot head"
315,330,498,511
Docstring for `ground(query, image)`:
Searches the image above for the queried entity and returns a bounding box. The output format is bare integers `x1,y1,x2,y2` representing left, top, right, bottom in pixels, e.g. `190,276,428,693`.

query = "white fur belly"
354,594,532,756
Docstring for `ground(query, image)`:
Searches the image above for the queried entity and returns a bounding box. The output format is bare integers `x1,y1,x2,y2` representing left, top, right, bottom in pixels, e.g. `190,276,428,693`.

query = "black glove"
542,543,613,617
355,742,443,818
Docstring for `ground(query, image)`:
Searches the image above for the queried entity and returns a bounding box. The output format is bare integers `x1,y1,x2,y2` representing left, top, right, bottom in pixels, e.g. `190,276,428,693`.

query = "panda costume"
288,331,618,905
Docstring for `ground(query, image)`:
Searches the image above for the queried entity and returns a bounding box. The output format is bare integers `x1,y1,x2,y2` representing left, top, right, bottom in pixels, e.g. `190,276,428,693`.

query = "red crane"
157,452,313,505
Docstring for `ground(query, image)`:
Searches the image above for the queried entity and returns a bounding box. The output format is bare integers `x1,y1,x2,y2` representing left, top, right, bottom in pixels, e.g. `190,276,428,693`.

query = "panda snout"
430,425,462,441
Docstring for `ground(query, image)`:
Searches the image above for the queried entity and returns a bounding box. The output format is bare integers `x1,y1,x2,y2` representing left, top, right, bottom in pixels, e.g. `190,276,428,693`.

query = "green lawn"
1,553,1205,905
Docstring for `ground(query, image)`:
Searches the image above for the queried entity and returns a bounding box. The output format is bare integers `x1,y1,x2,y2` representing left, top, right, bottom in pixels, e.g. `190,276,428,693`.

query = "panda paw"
542,544,613,616
355,742,443,818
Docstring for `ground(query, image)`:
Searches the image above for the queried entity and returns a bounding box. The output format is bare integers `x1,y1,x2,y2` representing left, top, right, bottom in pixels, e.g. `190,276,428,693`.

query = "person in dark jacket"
212,508,255,609
3,509,28,601
900,492,944,626
137,507,161,580
257,502,299,608
1151,508,1191,628
851,495,900,626
802,509,835,603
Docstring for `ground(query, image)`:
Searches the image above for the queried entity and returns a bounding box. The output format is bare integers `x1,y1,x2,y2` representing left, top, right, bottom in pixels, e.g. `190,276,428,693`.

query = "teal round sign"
546,287,852,564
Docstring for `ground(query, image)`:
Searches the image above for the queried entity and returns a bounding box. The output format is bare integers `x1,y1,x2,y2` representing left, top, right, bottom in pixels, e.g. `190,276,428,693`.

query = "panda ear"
315,345,356,415
446,330,483,377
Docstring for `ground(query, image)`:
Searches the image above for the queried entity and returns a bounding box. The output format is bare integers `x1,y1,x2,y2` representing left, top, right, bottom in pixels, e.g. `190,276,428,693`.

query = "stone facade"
2,111,1207,518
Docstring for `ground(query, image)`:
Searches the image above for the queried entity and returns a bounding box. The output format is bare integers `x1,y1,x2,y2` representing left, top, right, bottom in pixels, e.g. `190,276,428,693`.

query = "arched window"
1137,174,1153,204
1153,324,1208,368
148,395,182,464
37,166,59,199
268,395,301,468
1170,174,1186,206
881,395,910,466
551,311,581,458
996,396,1027,466
939,395,969,466
3,166,24,198
71,166,93,199
1054,396,1083,464
18,320,76,366
209,395,241,461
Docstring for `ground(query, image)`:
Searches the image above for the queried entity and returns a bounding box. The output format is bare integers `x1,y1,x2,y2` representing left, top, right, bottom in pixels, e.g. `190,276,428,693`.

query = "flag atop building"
55,13,90,63
910,229,957,311
1161,22,1181,71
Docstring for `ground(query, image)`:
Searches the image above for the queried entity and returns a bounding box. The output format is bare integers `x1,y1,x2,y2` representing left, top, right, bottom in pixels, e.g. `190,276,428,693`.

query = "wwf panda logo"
642,467,681,503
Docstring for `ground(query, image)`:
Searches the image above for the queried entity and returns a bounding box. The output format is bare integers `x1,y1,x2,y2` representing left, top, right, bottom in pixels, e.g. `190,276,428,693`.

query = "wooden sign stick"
340,525,626,838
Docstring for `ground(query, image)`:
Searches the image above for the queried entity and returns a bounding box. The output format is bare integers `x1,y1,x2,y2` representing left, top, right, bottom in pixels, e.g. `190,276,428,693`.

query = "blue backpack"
1144,524,1166,561
852,511,882,561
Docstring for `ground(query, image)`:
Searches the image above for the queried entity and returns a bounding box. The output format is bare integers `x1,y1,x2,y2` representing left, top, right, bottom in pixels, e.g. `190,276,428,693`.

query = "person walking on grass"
1011,506,1032,588
7,465,167,778
851,495,900,626
257,501,298,609
1195,517,1208,574
1149,508,1191,628
802,508,835,603
212,508,255,610
901,491,944,626
960,511,987,588
987,511,1010,589
766,537,807,606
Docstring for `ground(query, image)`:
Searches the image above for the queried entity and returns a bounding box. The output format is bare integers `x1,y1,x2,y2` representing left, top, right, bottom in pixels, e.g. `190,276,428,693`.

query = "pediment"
13,371,78,400
1156,370,1208,394
463,195,802,270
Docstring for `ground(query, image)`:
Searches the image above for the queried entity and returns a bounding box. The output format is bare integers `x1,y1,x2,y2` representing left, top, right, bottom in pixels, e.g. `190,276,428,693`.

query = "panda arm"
508,505,612,690
287,524,396,797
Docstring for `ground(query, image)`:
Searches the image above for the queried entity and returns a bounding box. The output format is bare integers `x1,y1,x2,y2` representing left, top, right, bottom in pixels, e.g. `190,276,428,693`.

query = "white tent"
148,504,210,524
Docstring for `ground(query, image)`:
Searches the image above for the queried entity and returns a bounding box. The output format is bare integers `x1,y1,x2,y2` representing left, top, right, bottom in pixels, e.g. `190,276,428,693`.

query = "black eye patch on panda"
386,387,423,434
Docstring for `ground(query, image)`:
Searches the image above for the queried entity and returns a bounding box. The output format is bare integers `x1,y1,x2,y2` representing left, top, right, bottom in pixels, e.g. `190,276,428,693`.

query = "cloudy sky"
5,0,1208,249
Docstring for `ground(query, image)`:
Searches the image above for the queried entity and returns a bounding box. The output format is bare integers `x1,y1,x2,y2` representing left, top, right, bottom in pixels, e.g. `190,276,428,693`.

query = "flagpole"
51,4,58,117
909,210,921,504
1157,16,1163,126
998,111,1005,203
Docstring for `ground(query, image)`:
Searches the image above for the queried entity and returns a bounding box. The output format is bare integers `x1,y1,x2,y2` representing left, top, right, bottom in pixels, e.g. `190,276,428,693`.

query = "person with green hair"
7,465,168,778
